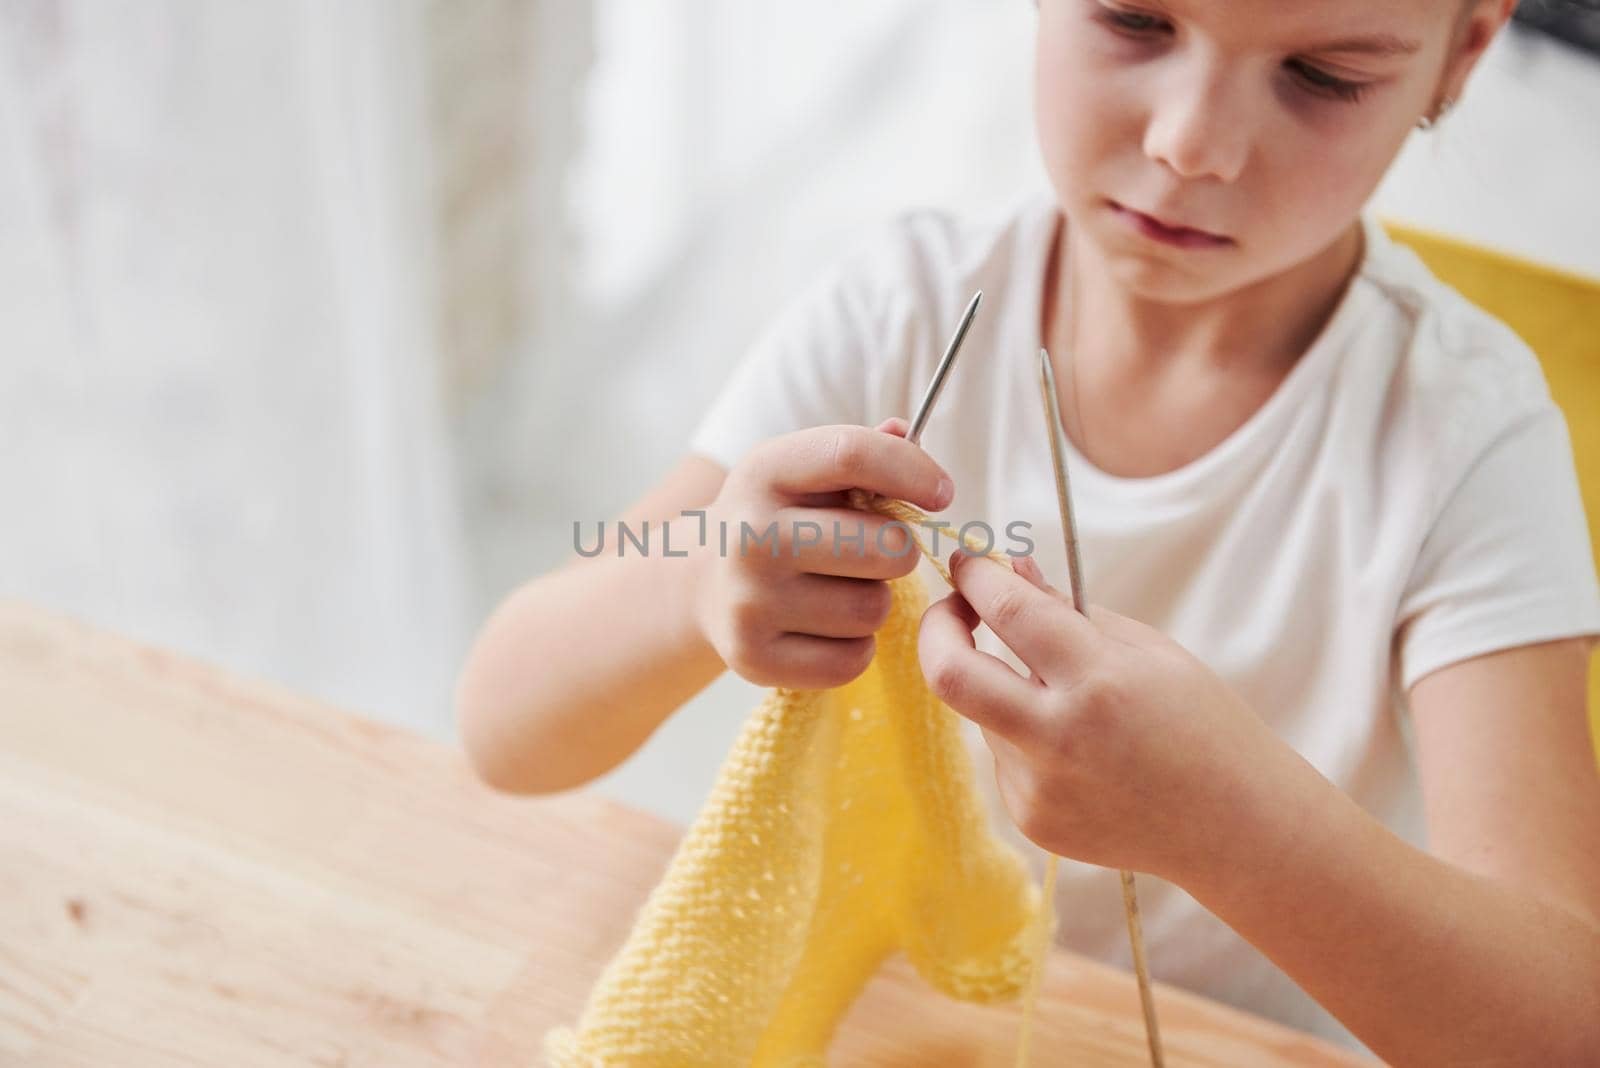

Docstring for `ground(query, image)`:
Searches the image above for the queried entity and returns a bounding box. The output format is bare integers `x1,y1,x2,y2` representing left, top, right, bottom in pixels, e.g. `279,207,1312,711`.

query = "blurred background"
3,1,1597,827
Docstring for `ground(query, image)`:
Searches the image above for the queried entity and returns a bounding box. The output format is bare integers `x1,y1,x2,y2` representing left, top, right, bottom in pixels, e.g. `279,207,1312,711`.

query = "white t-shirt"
686,189,1600,1052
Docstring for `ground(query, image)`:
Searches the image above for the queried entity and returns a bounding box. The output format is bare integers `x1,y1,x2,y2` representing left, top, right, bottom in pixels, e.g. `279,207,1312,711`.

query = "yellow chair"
1382,220,1600,762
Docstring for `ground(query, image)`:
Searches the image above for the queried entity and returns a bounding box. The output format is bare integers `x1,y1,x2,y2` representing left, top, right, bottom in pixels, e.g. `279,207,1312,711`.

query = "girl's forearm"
1181,754,1600,1065
455,517,724,794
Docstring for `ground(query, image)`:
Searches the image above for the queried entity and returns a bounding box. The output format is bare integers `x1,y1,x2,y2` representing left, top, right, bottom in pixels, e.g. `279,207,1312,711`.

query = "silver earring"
1416,96,1455,130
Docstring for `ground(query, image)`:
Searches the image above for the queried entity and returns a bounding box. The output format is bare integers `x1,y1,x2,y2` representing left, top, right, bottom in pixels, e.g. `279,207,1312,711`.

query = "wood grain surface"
0,602,1378,1066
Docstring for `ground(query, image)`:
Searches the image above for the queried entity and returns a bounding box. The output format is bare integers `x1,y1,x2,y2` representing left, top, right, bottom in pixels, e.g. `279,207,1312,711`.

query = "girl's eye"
1286,60,1371,103
1091,4,1372,105
1093,6,1170,38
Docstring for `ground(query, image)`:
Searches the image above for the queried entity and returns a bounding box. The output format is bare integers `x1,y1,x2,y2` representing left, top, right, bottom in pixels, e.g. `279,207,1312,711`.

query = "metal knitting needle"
1037,346,1167,1068
907,290,983,446
1037,347,1088,616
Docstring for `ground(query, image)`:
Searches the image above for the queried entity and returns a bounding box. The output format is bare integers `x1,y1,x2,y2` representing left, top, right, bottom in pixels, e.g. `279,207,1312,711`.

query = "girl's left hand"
917,549,1308,885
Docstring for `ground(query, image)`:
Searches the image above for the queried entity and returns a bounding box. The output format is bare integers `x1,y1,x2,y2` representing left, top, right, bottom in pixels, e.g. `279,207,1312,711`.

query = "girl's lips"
1109,200,1233,249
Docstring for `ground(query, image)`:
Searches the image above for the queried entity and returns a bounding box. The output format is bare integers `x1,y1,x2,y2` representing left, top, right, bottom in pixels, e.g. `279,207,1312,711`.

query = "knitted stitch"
545,492,1054,1066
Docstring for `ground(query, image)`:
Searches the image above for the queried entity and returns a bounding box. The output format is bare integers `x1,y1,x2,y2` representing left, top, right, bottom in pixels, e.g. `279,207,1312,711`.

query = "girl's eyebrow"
1305,32,1423,58
1123,0,1425,60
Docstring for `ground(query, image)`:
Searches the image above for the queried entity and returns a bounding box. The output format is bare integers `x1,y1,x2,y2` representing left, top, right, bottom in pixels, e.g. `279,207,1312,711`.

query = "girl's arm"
1185,637,1600,1066
918,552,1600,1065
456,421,951,795
454,455,730,794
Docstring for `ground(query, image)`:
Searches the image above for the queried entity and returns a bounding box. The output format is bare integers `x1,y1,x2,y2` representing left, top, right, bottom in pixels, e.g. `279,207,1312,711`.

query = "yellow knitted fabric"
545,495,1053,1066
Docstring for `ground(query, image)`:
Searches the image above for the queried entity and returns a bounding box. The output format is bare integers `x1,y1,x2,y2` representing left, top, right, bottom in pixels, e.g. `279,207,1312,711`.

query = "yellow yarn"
545,492,1055,1066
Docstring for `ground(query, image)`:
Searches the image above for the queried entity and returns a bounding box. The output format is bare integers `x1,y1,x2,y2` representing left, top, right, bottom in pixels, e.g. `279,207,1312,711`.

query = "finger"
918,591,1041,739
1011,552,1056,594
770,573,893,640
949,549,1097,686
989,757,1049,849
949,590,1049,692
1083,601,1160,648
766,632,877,690
770,505,923,581
968,570,1052,685
981,724,1026,759
980,725,1035,780
783,419,911,510
1008,555,1126,654
762,424,953,513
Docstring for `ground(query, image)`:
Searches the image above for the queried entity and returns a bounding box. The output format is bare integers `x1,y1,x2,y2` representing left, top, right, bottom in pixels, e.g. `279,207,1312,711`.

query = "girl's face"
1035,0,1470,304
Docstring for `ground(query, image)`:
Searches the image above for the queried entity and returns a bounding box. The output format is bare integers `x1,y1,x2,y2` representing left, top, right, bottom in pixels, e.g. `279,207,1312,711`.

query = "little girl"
456,0,1600,1060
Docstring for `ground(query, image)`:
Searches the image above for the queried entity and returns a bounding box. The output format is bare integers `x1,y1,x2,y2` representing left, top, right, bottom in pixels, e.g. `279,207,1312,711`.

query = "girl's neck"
1042,213,1366,384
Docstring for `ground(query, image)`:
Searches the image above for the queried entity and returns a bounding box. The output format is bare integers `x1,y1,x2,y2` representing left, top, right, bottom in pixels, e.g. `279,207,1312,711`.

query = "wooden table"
0,603,1378,1066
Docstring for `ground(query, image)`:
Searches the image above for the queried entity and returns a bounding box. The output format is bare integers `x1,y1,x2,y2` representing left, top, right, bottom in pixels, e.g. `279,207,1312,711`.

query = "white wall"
0,2,469,736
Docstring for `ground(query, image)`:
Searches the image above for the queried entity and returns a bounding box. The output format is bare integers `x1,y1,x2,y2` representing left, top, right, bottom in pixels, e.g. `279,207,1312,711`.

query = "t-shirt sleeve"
1394,398,1600,692
686,234,898,472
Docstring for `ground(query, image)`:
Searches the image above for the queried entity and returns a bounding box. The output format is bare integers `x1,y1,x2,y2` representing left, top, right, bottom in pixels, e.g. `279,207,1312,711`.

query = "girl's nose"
1141,64,1253,184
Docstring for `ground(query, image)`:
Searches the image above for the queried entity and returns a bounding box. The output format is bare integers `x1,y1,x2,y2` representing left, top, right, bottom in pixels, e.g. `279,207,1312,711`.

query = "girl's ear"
1434,0,1517,111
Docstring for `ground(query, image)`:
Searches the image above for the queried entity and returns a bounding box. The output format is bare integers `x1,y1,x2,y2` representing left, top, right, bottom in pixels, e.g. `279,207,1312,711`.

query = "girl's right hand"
690,418,954,689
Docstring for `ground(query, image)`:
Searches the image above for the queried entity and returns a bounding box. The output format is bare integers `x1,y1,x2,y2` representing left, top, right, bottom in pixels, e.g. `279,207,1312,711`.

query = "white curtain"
0,1,469,736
